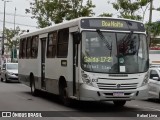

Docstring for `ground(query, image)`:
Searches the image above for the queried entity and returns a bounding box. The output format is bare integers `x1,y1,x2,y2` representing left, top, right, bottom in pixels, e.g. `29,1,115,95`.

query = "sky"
0,0,160,34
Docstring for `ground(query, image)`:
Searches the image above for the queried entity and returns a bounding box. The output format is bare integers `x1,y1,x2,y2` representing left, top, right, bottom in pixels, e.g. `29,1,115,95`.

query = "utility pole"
1,1,7,56
12,7,16,62
148,0,153,47
14,7,16,33
1,0,11,63
149,0,153,23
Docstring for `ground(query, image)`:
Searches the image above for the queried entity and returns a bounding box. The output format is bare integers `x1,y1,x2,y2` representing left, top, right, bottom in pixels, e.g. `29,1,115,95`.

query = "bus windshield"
81,31,149,73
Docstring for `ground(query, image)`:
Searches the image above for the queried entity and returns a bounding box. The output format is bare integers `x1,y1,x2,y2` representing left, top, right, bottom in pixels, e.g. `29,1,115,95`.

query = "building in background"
150,36,160,50
0,35,19,64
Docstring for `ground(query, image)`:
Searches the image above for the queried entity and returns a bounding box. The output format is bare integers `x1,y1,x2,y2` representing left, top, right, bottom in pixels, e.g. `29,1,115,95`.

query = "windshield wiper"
118,31,134,55
96,29,112,50
123,31,133,44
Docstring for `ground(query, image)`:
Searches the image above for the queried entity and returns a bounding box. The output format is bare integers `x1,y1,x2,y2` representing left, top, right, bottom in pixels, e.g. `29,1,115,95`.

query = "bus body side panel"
45,58,68,94
18,59,40,87
44,26,79,96
18,37,42,90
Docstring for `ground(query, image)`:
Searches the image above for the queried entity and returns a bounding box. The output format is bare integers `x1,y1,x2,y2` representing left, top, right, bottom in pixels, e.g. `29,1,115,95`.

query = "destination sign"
102,21,124,28
81,18,145,32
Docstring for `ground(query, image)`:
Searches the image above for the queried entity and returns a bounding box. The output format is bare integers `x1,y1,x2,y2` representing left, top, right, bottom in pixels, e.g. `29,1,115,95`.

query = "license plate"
113,92,124,96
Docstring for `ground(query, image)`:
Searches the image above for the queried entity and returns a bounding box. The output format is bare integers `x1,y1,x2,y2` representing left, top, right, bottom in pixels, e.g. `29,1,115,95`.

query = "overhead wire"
0,19,37,28
0,11,32,18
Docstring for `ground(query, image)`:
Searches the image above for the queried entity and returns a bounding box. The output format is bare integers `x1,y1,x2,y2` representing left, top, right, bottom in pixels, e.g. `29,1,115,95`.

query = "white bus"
19,17,149,106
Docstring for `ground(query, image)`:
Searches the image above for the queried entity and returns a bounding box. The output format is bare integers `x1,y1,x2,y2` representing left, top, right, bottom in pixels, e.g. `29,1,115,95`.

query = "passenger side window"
22,38,26,59
26,37,31,58
150,70,159,79
31,36,39,58
47,31,57,58
19,39,23,59
57,28,69,58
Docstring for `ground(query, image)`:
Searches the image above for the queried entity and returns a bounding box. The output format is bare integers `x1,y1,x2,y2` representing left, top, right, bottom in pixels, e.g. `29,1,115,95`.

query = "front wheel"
113,100,126,107
59,84,70,106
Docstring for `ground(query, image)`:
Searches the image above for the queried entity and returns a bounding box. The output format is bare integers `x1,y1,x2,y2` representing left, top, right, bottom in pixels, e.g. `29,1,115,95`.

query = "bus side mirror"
73,32,81,44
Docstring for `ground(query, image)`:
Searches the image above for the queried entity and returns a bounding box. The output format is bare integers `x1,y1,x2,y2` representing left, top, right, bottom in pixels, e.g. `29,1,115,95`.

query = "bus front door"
72,32,79,97
41,38,46,90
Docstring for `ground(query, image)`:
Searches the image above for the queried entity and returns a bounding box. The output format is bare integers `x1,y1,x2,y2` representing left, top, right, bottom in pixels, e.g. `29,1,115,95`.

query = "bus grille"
97,83,138,90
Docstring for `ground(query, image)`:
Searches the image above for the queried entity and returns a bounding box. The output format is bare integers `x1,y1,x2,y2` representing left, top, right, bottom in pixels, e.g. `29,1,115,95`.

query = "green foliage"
112,0,151,21
26,0,95,28
146,22,160,37
99,13,113,17
4,26,24,52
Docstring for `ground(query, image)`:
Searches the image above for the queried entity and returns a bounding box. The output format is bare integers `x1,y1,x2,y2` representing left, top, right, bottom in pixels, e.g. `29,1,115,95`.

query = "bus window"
26,37,32,58
31,36,39,58
47,31,57,58
19,39,23,59
57,28,69,58
22,38,26,59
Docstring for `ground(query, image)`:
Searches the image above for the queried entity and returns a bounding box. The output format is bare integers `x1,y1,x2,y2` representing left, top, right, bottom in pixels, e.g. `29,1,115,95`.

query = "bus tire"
113,100,126,107
30,74,38,96
59,80,70,106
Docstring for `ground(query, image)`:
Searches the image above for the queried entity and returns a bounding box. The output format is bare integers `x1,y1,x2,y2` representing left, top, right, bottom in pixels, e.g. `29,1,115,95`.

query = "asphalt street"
0,81,160,120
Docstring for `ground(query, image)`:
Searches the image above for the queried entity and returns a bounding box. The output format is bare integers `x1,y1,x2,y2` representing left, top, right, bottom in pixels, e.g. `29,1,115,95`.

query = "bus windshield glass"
81,31,149,73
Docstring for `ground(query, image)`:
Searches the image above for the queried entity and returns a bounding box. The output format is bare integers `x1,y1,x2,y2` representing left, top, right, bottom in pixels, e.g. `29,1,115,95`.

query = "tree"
150,6,160,36
26,0,95,28
4,26,24,54
99,13,113,17
147,22,160,36
146,3,160,37
111,0,151,21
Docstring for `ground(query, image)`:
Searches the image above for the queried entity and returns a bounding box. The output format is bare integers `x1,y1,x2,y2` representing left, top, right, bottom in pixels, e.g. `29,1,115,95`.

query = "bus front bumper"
79,84,149,101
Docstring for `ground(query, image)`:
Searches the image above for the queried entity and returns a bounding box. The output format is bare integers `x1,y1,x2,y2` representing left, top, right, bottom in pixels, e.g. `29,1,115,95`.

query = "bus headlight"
82,74,93,86
141,73,149,86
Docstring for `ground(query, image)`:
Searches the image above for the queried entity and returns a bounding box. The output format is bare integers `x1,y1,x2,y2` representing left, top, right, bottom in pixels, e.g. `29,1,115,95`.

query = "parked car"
148,67,160,100
1,63,18,82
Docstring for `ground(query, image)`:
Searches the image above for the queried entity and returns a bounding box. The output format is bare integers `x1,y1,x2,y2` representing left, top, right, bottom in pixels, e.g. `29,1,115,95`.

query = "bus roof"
20,17,144,39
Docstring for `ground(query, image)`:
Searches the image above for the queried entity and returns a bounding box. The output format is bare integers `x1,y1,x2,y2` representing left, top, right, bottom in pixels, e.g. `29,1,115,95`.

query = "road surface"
0,81,159,120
